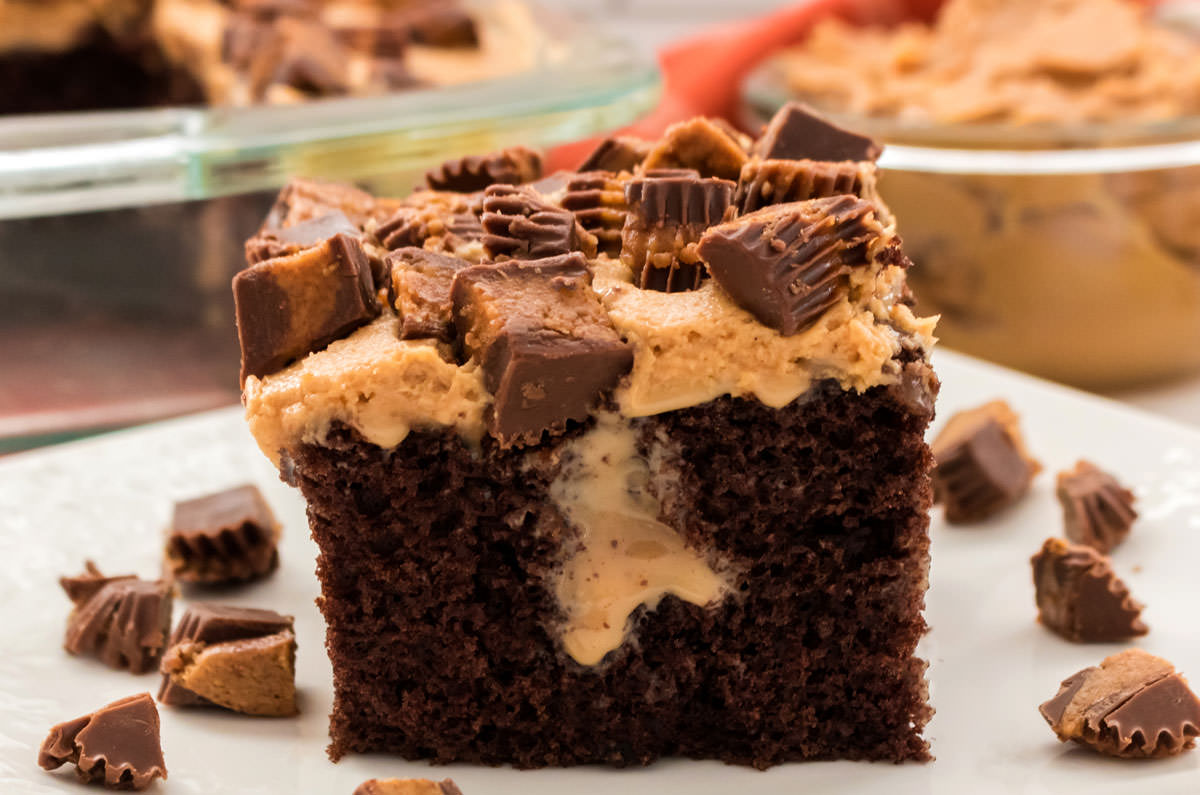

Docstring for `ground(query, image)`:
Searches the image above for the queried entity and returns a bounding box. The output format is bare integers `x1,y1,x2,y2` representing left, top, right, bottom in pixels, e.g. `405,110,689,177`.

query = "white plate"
2,350,1199,794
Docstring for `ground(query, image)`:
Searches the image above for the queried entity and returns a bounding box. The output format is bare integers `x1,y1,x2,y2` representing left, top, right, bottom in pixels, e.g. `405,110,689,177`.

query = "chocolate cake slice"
236,103,939,768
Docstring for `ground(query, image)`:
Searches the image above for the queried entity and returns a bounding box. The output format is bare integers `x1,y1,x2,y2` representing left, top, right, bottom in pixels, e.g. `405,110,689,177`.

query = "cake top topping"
38,693,167,791
238,103,936,461
1056,460,1138,553
1030,537,1147,643
753,102,883,162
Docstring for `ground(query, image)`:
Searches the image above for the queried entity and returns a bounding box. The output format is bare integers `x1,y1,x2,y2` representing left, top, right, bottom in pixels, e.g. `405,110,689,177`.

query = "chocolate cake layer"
289,368,934,767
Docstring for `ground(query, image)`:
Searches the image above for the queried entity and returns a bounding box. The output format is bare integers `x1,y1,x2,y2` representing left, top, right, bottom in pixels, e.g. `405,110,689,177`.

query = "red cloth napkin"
547,0,945,171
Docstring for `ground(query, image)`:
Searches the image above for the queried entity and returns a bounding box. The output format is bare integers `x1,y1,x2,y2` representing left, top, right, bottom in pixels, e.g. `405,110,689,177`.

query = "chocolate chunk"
39,693,167,791
525,170,576,198
481,185,597,261
166,484,281,585
755,102,883,162
158,603,295,708
929,400,1042,523
387,247,472,341
1031,538,1147,642
622,174,734,292
425,146,543,193
1040,649,1200,758
234,233,380,381
561,172,629,257
450,253,633,446
160,629,297,717
642,117,750,180
245,210,359,265
577,136,651,173
355,779,463,795
1057,460,1138,553
697,195,885,333
376,206,432,250
61,564,172,674
736,158,877,214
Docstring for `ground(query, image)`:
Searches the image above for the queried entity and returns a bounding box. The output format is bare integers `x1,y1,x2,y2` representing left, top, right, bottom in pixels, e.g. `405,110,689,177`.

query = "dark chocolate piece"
404,4,479,47
736,158,875,214
1040,649,1200,758
39,693,167,791
481,185,597,261
158,603,295,708
1057,460,1137,553
166,484,281,585
61,564,173,674
561,172,629,256
621,174,734,292
755,102,883,162
1031,538,1147,642
577,136,651,173
450,253,633,445
160,629,297,716
697,195,883,333
234,233,380,381
642,117,750,181
425,146,543,193
245,210,359,265
929,400,1042,523
355,779,463,795
525,170,575,198
387,247,472,341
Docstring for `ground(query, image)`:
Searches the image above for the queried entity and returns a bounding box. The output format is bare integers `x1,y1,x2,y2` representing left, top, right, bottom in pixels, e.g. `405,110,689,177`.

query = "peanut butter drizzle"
549,414,729,666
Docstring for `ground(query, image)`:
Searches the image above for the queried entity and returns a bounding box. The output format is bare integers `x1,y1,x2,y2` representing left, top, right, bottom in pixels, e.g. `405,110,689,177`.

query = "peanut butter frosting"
777,0,1200,125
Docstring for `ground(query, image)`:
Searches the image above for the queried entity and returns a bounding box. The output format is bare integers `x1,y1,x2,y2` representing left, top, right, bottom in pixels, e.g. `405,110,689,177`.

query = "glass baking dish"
742,1,1200,391
0,6,660,451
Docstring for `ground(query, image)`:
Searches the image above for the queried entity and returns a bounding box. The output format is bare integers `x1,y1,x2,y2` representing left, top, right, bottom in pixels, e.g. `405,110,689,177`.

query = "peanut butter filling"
548,414,730,666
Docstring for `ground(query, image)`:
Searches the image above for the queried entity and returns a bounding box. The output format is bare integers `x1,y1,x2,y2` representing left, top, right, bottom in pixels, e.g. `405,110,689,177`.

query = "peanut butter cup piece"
355,779,463,795
158,603,295,708
450,253,633,446
481,185,597,260
697,195,886,334
387,247,473,341
577,135,651,173
425,146,542,193
1040,649,1200,759
160,629,297,717
262,178,382,230
561,172,630,257
930,400,1041,523
234,233,380,381
166,484,281,585
755,102,882,163
642,117,750,180
622,173,735,292
245,210,359,265
1057,460,1137,553
61,563,173,674
39,693,167,790
1031,538,1147,642
736,158,876,214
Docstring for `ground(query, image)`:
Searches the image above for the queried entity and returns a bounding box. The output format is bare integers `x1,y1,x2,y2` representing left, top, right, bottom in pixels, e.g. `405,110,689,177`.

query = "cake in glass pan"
234,103,939,768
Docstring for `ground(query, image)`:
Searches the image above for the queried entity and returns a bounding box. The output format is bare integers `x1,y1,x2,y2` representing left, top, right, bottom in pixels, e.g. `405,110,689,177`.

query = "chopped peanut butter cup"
482,184,597,261
1056,460,1138,553
697,195,886,335
754,102,882,163
425,146,543,193
930,400,1041,523
1031,538,1147,642
234,233,380,381
561,172,630,257
1040,649,1200,759
61,562,172,674
736,158,876,214
577,135,651,173
642,117,750,181
39,693,167,790
245,209,360,265
451,253,633,446
166,484,281,585
387,247,473,342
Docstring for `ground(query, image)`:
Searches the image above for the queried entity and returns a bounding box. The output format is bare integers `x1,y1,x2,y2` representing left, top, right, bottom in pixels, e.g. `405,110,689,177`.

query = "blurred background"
2,0,1198,453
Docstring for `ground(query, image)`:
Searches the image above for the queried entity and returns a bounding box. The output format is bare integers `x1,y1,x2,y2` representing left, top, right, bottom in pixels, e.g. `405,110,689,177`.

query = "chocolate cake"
235,104,940,767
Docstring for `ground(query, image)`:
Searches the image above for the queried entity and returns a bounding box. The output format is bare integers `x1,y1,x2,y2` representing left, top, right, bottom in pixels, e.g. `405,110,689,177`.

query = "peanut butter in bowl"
756,0,1200,389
